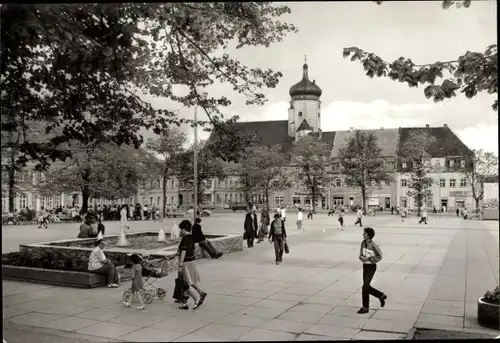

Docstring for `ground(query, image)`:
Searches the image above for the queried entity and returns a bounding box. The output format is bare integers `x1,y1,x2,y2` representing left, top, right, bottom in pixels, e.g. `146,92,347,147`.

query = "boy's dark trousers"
362,264,383,308
273,234,284,262
307,213,313,220
247,238,254,248
354,218,363,227
418,217,427,224
199,240,220,258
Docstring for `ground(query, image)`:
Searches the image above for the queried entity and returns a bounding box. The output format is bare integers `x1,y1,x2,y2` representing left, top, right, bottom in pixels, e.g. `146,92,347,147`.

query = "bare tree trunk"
265,189,269,210
8,167,15,212
81,183,90,214
361,186,367,215
163,175,168,217
475,198,480,215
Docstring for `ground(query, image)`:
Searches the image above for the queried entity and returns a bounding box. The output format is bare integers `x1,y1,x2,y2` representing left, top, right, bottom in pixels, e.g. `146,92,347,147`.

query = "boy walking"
269,214,287,265
418,208,428,224
354,207,363,227
296,207,304,231
358,227,387,314
337,209,345,231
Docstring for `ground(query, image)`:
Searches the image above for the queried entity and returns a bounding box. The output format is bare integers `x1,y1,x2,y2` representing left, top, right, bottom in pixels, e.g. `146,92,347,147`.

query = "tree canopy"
399,131,437,216
463,149,498,212
338,130,392,213
291,135,330,212
1,3,297,167
343,0,497,111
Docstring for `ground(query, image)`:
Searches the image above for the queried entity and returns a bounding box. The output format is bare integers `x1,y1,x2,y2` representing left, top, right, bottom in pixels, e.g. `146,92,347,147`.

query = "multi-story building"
1,62,476,213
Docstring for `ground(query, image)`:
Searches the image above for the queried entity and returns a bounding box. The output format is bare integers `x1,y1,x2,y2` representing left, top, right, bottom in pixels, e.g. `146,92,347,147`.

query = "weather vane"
304,54,307,64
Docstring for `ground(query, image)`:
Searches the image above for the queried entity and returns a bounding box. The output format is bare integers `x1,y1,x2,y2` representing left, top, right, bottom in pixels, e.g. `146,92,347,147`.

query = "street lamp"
193,106,198,222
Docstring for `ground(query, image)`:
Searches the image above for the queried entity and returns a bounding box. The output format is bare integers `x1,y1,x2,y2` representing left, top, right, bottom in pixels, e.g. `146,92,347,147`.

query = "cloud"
455,123,498,156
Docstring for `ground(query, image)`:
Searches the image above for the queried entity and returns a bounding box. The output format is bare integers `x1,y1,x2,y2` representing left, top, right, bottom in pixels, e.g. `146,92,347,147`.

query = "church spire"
303,54,309,79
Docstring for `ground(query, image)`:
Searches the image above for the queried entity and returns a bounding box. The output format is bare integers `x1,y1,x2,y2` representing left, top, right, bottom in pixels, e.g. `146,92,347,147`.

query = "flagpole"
193,106,198,222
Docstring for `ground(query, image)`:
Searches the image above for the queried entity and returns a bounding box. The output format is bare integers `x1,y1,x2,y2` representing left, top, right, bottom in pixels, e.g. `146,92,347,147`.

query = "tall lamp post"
193,106,198,222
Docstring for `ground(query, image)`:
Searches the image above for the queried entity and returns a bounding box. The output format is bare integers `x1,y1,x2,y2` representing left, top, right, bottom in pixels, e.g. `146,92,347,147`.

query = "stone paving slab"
3,214,499,341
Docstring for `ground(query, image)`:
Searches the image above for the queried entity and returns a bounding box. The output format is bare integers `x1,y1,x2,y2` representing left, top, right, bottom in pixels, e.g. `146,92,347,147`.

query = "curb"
406,328,416,340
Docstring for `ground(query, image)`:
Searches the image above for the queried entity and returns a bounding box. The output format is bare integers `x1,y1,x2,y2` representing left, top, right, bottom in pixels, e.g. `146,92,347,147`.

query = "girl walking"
337,209,345,231
177,220,207,310
123,253,146,310
357,227,387,314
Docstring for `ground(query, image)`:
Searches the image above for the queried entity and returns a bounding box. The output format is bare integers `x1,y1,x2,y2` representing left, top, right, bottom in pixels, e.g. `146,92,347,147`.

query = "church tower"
288,58,322,139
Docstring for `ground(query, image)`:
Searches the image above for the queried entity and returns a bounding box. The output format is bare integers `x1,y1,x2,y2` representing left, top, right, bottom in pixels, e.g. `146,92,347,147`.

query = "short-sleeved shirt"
179,234,196,262
297,211,303,221
88,246,106,271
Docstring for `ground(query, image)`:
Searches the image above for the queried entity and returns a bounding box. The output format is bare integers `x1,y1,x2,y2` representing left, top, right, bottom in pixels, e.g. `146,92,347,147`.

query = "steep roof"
398,127,473,158
330,128,399,158
296,119,313,132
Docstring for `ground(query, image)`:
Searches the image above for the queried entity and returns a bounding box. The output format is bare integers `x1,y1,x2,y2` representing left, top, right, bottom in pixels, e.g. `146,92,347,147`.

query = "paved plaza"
3,213,499,341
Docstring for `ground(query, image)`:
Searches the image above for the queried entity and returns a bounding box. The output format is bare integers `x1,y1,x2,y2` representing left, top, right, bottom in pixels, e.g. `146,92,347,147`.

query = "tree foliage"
463,149,498,212
37,142,153,213
291,135,330,212
399,131,437,216
176,144,225,206
145,127,187,215
244,145,291,210
338,130,392,214
343,0,497,111
1,3,297,166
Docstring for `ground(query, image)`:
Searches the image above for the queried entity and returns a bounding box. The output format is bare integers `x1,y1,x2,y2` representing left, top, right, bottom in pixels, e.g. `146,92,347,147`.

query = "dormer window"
298,111,303,117
460,160,465,168
449,160,454,168
402,162,407,168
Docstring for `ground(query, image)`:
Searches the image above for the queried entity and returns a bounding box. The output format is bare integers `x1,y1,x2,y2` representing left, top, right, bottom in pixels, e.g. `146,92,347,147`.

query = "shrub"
2,250,127,272
483,285,500,305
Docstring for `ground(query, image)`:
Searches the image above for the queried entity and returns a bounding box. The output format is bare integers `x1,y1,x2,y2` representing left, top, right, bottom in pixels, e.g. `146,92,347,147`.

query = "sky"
142,1,498,155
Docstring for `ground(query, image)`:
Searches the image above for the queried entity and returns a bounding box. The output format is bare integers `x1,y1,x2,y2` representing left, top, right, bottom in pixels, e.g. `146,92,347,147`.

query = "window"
216,194,220,203
171,180,175,188
449,179,456,187
236,194,239,203
206,180,212,189
440,179,446,188
224,194,228,202
298,111,303,117
460,160,465,168
230,180,233,187
401,179,408,187
449,160,455,168
292,196,301,205
435,159,441,167
460,178,466,187
402,162,407,168
273,181,279,188
20,194,27,208
171,196,174,205
335,178,342,187
333,162,340,172
275,196,284,206
150,197,153,205
157,197,161,206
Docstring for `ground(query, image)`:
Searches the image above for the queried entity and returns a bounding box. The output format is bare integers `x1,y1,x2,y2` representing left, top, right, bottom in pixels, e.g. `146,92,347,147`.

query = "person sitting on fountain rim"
88,239,120,288
192,217,223,259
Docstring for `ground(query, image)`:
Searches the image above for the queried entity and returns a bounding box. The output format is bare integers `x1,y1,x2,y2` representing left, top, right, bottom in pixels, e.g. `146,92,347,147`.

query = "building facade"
1,62,476,213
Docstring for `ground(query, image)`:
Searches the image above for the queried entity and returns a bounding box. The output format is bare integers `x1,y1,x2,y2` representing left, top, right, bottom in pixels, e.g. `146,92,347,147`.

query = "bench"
166,213,184,218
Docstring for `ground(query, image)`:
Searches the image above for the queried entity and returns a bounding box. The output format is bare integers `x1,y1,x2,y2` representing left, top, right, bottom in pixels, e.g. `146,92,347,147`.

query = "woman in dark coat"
244,208,258,248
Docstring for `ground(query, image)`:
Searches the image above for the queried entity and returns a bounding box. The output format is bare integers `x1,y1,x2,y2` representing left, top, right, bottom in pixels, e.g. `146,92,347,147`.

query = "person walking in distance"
354,207,363,227
337,208,345,231
269,213,287,265
418,208,428,224
357,227,387,314
280,205,286,223
296,207,304,231
401,206,407,222
258,208,270,243
244,206,258,248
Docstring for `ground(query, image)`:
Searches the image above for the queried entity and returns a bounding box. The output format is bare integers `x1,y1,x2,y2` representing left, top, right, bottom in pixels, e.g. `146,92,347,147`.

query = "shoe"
198,292,207,306
123,302,130,307
179,303,189,310
108,283,119,288
357,307,369,314
380,294,387,308
193,299,203,310
137,305,145,310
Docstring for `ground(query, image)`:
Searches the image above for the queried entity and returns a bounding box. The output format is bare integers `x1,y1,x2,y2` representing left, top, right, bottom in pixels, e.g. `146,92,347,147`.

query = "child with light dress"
123,253,146,310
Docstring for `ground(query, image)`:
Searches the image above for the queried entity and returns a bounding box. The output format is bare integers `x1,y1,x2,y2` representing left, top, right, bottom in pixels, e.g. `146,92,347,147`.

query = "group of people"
243,204,288,265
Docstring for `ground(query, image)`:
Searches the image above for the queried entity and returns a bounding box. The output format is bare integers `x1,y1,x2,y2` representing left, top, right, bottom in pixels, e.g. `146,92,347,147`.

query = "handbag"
173,274,189,301
284,240,289,254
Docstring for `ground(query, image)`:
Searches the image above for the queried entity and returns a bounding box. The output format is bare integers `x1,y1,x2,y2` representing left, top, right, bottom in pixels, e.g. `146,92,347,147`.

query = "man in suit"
244,205,258,248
